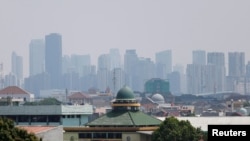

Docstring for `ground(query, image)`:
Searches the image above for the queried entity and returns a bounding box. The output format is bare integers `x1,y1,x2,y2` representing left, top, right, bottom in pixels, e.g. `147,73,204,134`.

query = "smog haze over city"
1,0,250,77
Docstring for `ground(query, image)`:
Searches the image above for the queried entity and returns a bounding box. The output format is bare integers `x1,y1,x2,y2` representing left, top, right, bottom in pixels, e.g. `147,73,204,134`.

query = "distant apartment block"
124,49,139,90
11,51,23,87
192,50,206,65
29,39,45,76
155,50,172,79
45,33,62,89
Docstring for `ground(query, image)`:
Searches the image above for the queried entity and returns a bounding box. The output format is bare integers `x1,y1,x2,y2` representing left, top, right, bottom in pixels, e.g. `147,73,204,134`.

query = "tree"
0,117,39,141
152,116,206,141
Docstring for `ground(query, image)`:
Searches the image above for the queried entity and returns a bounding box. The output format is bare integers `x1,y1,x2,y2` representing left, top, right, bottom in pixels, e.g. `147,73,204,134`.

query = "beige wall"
140,134,152,141
64,132,79,141
122,132,140,141
63,131,152,141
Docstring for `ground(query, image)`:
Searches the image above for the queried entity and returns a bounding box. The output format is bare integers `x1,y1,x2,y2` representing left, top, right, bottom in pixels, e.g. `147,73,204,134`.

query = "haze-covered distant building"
155,50,172,79
29,39,45,76
97,54,111,92
227,52,246,93
192,50,206,65
45,33,62,89
124,49,139,90
11,51,23,87
206,52,226,93
109,48,121,70
144,78,170,97
135,57,155,92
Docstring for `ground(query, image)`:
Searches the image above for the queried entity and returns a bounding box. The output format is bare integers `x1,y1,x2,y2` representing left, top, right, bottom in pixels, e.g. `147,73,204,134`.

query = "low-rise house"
0,86,35,103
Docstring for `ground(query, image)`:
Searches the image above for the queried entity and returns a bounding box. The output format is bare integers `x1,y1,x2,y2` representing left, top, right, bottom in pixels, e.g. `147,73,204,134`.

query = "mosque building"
63,86,162,141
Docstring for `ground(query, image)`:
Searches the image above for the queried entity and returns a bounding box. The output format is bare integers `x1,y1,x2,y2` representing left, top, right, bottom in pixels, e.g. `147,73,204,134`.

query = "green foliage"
0,117,39,141
152,116,206,141
24,97,61,105
243,101,250,107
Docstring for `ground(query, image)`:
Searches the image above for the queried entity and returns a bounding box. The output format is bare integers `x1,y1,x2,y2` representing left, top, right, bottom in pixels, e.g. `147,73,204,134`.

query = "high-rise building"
112,68,125,97
206,52,226,93
109,48,121,70
173,64,186,94
45,33,62,89
192,50,206,65
29,39,45,76
124,49,138,90
186,64,206,94
155,50,172,79
246,61,250,78
227,52,246,94
134,57,155,92
228,52,245,77
207,52,225,66
71,54,91,77
11,51,23,87
97,54,111,92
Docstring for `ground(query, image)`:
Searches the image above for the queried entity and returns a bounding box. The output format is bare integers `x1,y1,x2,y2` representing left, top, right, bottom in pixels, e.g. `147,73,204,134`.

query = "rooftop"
157,116,250,131
86,111,161,127
18,126,57,134
0,86,31,95
116,86,135,100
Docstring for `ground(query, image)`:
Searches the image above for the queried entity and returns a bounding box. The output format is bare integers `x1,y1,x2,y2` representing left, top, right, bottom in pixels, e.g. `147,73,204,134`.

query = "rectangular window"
108,133,122,139
79,133,92,138
93,132,106,138
19,115,29,122
48,115,60,122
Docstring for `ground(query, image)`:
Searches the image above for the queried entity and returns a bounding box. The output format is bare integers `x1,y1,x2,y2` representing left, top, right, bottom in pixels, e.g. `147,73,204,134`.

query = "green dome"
116,86,135,100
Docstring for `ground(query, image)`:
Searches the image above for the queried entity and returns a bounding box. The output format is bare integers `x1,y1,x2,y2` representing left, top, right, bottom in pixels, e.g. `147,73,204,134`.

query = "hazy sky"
1,0,250,77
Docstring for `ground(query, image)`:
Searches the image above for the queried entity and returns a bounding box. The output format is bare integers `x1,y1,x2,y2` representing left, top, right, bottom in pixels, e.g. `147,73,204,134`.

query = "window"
93,132,106,138
48,115,60,122
79,133,92,138
108,133,122,139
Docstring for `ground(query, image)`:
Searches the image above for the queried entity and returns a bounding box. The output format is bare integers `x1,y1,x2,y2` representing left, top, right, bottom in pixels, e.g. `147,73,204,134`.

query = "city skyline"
1,45,250,78
1,0,250,77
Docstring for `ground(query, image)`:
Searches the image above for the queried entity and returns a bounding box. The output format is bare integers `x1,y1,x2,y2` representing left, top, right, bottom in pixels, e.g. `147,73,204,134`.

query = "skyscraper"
71,54,91,77
155,50,172,79
206,52,226,92
45,33,62,89
109,48,121,70
29,39,45,76
124,49,138,89
192,50,206,65
97,54,111,92
228,52,245,77
227,52,245,93
11,51,23,87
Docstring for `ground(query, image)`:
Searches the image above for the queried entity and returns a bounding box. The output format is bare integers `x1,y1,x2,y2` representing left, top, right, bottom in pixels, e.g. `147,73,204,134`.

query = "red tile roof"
0,86,30,95
18,126,56,134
